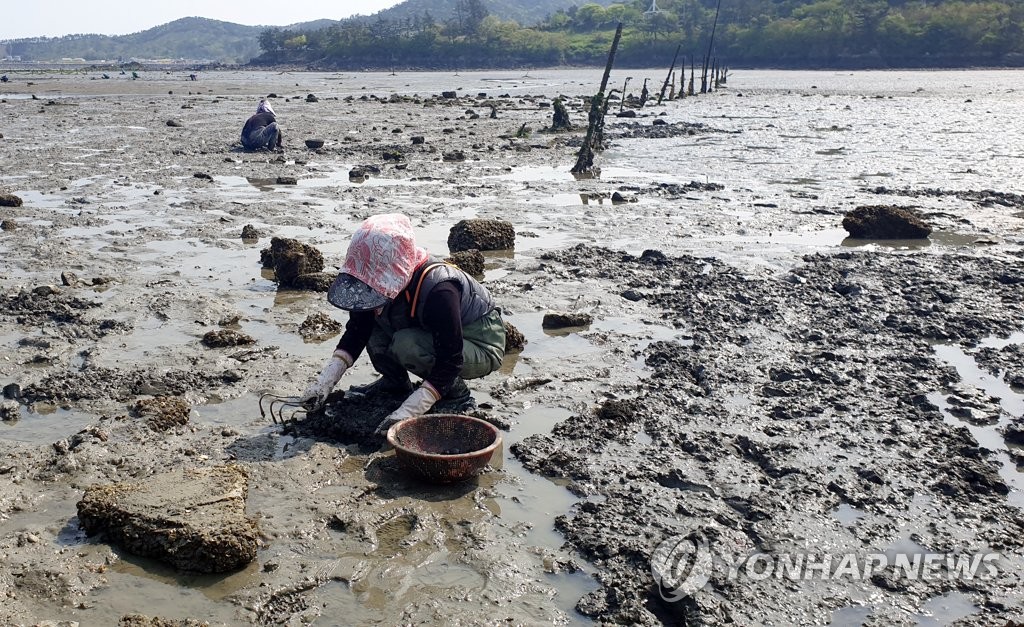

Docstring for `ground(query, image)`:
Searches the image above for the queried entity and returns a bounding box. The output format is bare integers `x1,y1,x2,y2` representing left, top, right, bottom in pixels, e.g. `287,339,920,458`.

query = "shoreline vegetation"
3,0,1024,71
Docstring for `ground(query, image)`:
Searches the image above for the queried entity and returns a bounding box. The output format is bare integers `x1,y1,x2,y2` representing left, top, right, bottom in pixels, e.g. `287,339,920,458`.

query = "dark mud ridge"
866,186,1024,210
512,244,1024,625
604,120,733,141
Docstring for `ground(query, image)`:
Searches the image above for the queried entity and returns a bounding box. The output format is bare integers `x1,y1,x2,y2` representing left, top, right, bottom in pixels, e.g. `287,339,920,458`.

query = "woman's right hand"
300,349,353,410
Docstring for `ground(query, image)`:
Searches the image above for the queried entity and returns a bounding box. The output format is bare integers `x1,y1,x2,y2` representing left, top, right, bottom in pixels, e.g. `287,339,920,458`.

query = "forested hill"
1,17,264,64
360,0,601,26
254,0,1024,70
0,1,594,64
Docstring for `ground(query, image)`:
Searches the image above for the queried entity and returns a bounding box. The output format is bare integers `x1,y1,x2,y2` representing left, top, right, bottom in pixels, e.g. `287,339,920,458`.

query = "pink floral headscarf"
256,99,275,115
341,214,429,300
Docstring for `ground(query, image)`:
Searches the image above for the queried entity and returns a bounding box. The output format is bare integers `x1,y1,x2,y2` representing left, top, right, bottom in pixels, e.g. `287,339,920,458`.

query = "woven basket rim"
386,414,502,462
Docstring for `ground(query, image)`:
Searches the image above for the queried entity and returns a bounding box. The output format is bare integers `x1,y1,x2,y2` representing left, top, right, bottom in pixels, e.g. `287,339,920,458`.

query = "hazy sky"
2,1,406,40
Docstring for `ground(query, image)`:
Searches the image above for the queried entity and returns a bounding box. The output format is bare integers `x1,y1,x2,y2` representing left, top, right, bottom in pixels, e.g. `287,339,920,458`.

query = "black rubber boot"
442,378,472,403
348,375,413,398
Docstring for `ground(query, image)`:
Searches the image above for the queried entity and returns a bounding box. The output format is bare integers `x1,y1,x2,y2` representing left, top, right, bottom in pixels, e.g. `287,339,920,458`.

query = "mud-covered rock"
2,383,20,400
1,399,18,421
240,224,259,240
842,205,932,239
551,98,572,131
260,236,324,269
448,219,515,252
503,321,527,353
77,465,258,573
542,312,593,329
202,329,255,348
446,249,484,278
289,271,335,292
1003,418,1024,446
132,396,191,431
272,250,312,285
0,193,22,207
259,237,326,287
298,312,343,340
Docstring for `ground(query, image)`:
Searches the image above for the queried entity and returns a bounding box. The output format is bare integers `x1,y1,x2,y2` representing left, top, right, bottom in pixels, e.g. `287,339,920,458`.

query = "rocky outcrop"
448,219,515,252
201,329,255,348
0,192,23,207
842,205,932,239
259,237,326,288
299,312,343,340
542,312,594,329
77,465,258,573
446,249,485,278
504,322,527,353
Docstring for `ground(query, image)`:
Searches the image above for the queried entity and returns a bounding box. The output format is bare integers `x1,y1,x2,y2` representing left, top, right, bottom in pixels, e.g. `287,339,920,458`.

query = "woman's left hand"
374,384,439,435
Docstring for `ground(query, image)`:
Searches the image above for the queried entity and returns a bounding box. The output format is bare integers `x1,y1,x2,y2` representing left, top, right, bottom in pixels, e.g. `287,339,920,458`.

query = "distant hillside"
0,17,263,64
255,0,1024,71
364,0,610,26
0,1,587,64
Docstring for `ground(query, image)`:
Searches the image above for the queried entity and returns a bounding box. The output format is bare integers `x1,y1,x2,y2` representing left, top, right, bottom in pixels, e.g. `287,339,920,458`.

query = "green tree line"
252,0,1024,69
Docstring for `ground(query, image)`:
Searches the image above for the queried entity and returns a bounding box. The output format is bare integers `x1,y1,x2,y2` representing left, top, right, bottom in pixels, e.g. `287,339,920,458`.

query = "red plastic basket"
386,414,502,483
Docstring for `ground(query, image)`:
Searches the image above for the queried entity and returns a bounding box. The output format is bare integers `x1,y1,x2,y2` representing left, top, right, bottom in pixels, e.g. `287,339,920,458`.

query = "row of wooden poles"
572,22,727,174
654,44,729,105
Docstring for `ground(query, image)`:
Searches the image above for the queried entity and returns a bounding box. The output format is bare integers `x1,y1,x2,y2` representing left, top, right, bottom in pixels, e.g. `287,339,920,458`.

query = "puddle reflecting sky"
931,337,1024,509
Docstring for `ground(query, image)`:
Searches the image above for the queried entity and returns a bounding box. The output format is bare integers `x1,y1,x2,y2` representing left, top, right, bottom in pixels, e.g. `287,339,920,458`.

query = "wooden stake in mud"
656,44,682,105
571,23,623,175
618,76,632,113
688,57,695,96
701,0,723,94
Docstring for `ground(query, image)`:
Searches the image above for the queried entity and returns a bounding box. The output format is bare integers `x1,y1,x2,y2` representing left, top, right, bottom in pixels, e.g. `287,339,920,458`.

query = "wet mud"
514,245,1024,624
1,69,1023,625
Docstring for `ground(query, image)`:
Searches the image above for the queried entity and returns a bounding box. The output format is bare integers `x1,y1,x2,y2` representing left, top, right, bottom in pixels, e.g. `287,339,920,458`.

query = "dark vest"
380,257,494,331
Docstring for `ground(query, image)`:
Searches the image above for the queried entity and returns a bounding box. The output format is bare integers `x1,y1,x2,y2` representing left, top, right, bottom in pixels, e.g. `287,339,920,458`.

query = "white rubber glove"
374,383,439,435
300,349,353,410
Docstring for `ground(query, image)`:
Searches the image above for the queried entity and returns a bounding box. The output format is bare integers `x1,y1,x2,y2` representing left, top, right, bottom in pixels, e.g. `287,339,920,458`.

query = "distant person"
240,99,283,151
